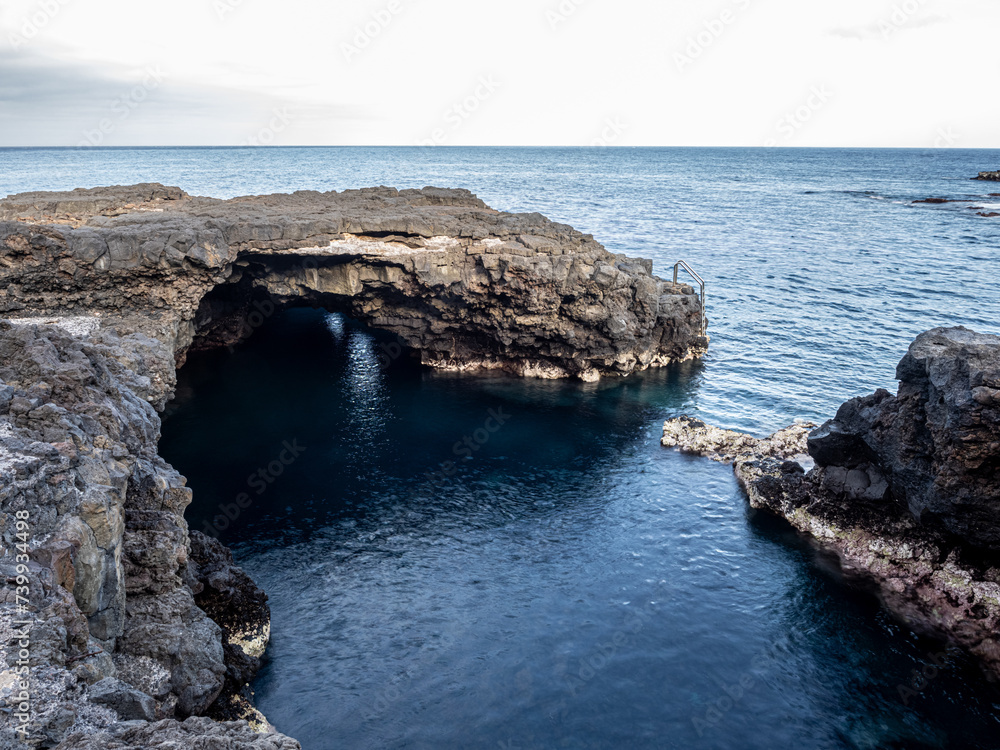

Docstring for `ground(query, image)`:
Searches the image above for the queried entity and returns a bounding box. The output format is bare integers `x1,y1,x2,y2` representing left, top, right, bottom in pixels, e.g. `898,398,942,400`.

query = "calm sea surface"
4,147,1000,749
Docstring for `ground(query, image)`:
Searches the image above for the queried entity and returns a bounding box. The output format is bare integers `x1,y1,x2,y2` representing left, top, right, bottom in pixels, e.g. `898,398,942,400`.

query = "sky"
1,0,998,148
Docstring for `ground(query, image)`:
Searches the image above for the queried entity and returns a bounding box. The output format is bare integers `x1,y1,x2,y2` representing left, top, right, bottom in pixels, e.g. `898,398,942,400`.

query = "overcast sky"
1,0,998,147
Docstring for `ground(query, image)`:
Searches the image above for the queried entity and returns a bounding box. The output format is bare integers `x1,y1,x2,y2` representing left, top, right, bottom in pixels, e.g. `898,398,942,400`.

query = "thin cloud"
830,14,949,41
0,48,363,146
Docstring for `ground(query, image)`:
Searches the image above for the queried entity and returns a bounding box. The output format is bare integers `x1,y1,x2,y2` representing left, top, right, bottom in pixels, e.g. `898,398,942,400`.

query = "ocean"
5,147,1000,748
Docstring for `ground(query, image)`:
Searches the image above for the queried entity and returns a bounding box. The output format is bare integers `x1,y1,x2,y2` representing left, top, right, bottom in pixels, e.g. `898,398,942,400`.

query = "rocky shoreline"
0,185,707,748
663,327,1000,680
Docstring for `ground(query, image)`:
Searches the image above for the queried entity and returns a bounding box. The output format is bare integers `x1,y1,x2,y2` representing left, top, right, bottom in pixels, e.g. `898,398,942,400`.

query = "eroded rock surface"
662,327,1000,680
809,327,1000,550
56,716,300,750
0,320,294,748
0,184,707,381
187,531,272,730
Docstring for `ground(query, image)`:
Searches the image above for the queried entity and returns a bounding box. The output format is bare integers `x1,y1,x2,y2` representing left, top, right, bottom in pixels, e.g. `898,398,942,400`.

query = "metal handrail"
672,260,706,336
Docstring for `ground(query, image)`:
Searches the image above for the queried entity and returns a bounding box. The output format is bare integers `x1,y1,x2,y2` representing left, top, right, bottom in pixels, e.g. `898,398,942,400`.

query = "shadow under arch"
162,305,707,547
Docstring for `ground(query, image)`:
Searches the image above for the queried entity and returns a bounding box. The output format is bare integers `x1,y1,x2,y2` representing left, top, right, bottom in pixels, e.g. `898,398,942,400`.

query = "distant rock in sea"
973,170,1000,181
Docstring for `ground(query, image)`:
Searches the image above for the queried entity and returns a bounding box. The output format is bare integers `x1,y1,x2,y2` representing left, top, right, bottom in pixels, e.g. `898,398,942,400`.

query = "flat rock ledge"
663,327,1000,680
0,184,708,381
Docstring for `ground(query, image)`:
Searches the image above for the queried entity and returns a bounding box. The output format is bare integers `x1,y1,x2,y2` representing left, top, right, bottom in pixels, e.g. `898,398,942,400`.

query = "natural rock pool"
161,308,1000,749
13,143,990,748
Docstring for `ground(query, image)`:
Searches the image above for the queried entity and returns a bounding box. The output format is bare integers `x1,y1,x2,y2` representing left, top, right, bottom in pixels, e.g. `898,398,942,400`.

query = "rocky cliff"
807,327,1000,551
662,327,1000,680
0,185,707,748
0,320,287,748
0,184,707,381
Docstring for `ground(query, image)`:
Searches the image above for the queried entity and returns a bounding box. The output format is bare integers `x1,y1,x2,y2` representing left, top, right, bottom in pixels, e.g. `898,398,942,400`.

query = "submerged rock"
662,326,1000,680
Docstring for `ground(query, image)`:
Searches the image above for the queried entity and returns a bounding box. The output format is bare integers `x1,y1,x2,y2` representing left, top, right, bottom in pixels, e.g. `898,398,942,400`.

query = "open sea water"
4,147,1000,749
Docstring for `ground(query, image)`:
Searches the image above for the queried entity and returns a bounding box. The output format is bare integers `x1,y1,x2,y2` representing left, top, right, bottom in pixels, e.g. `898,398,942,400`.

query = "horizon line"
1,145,1000,151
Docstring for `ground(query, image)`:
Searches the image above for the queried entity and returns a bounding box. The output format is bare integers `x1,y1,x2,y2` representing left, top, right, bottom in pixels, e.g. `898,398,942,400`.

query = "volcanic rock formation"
0,184,707,381
663,327,1000,679
0,184,707,747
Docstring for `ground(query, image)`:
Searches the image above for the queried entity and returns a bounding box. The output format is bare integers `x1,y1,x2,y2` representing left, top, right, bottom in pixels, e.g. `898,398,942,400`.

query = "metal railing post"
672,260,706,336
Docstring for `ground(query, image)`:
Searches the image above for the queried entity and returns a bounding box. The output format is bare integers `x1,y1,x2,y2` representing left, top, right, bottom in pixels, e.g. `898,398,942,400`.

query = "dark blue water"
5,148,1000,748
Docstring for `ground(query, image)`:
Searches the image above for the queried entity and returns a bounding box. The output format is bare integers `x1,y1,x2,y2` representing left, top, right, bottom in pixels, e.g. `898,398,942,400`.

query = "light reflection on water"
325,312,346,343
342,324,388,443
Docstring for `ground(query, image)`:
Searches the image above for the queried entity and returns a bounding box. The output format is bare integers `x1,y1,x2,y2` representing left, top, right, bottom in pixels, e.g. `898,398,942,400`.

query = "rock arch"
0,184,707,383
